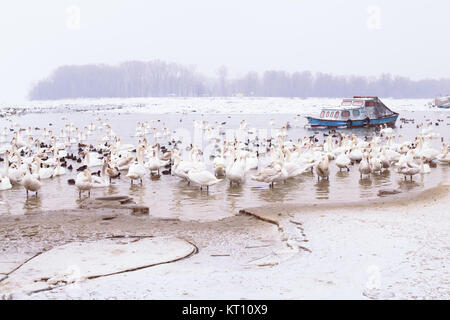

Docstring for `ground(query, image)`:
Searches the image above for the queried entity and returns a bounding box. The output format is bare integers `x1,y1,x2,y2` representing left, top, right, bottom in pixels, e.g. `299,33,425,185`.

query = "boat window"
342,101,352,106
352,101,364,106
326,111,330,117
320,111,325,118
341,110,350,117
353,109,360,117
365,101,375,106
334,111,339,118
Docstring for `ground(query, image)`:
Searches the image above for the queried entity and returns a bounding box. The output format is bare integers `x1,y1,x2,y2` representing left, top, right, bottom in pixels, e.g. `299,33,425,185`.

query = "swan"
282,148,306,178
187,167,221,191
126,145,146,185
213,146,227,177
226,153,247,186
380,124,394,137
437,144,450,164
348,147,363,163
369,154,382,173
91,162,111,188
34,157,54,180
3,151,24,184
251,162,288,188
419,157,431,174
146,144,169,174
315,156,329,181
75,169,93,198
335,151,351,172
379,148,391,171
358,153,371,178
398,161,420,181
82,150,103,168
53,158,66,177
22,164,42,197
0,174,12,191
245,152,258,171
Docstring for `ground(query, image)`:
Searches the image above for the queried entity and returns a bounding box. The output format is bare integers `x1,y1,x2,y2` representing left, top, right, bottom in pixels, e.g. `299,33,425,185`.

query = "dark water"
0,108,449,221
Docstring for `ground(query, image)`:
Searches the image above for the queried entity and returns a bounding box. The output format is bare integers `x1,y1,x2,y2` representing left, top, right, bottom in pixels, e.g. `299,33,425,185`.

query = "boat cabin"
319,97,395,121
307,96,399,128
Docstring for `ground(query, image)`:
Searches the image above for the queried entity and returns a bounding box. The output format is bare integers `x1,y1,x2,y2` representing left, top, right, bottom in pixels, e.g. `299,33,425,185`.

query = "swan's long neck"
4,153,9,175
101,162,107,177
15,152,22,166
35,158,41,174
138,146,144,165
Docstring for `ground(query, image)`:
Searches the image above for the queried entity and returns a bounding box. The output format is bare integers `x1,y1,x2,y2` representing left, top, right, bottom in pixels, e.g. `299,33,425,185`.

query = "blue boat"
306,96,399,128
433,96,450,109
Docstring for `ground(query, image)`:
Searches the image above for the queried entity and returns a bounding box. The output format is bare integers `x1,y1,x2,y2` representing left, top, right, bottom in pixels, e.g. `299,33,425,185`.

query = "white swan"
22,164,42,197
226,153,247,186
187,167,221,191
0,174,12,191
252,161,288,188
91,162,111,188
398,161,420,181
83,150,103,168
53,158,66,177
315,156,330,181
419,157,431,174
75,169,93,198
358,153,371,178
34,157,54,180
146,144,169,174
335,151,351,172
126,145,146,185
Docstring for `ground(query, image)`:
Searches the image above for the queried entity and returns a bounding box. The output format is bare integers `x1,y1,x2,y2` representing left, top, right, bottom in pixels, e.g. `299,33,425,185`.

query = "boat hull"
306,113,399,128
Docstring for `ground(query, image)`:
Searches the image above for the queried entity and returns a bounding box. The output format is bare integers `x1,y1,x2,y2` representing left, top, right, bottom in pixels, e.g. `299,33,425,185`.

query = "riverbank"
1,182,449,299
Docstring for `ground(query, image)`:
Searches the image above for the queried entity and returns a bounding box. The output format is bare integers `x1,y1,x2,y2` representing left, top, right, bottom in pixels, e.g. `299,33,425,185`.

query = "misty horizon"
28,60,450,100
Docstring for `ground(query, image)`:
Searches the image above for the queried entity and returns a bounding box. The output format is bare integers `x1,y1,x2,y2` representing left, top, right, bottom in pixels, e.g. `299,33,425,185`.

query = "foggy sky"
1,0,449,102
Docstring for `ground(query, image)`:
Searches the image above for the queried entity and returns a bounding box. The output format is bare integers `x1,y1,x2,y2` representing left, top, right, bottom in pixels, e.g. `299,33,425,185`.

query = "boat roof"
323,96,395,113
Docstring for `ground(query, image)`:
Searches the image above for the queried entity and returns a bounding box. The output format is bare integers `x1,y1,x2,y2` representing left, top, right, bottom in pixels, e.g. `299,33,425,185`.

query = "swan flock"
0,115,449,199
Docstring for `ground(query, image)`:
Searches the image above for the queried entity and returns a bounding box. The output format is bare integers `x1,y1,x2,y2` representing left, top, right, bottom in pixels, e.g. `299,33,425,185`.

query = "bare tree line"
28,60,450,100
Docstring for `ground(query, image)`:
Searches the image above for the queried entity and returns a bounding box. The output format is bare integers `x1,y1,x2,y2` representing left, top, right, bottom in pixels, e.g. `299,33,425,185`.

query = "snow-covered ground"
0,97,434,116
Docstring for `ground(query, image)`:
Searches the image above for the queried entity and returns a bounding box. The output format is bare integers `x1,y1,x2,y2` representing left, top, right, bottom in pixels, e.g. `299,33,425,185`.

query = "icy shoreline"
1,182,449,299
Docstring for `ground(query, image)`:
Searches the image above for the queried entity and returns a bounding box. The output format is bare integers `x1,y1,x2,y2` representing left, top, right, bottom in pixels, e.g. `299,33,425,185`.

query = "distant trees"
28,60,450,100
